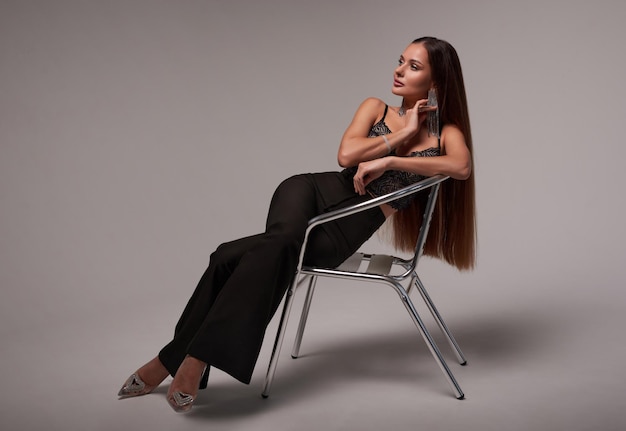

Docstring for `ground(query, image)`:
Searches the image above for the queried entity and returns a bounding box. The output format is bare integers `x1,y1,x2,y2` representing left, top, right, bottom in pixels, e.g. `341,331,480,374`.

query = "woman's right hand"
403,98,435,136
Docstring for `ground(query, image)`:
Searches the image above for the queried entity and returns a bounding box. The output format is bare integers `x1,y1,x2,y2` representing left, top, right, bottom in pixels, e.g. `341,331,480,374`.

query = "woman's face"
392,43,433,100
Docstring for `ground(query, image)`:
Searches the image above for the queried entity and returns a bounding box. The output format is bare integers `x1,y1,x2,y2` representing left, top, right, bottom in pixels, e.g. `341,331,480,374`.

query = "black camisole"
344,104,441,210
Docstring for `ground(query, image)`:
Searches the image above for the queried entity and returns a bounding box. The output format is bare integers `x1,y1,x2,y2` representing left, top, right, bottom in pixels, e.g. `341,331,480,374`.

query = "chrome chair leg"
406,272,417,295
397,284,464,399
413,274,467,365
261,176,465,400
291,275,317,358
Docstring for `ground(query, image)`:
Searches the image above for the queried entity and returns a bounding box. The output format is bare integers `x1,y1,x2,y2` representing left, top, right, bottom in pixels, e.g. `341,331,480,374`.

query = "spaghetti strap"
381,104,389,122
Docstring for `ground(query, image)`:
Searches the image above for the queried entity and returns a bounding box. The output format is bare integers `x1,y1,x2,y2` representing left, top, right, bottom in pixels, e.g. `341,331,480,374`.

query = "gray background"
1,0,625,430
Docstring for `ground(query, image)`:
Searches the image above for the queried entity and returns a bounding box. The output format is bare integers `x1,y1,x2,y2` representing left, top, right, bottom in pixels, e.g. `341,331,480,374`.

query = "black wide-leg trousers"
158,171,385,385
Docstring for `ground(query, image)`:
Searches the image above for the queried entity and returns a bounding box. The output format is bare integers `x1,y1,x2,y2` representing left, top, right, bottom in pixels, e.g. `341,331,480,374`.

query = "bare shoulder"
344,97,387,130
440,124,469,157
356,97,386,115
347,97,386,127
441,124,465,141
360,96,386,108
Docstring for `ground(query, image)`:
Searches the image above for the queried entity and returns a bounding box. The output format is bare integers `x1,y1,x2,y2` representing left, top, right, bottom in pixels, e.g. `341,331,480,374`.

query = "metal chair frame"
262,174,467,400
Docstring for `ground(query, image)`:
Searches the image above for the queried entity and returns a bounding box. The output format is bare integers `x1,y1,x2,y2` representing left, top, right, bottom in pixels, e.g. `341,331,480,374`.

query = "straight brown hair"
391,37,476,271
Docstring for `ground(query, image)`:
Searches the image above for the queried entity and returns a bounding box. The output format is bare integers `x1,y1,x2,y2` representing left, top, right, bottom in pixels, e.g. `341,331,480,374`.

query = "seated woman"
118,36,476,413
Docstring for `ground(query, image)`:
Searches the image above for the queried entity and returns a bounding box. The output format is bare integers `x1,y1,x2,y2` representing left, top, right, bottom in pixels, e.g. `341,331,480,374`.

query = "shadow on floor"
185,308,560,420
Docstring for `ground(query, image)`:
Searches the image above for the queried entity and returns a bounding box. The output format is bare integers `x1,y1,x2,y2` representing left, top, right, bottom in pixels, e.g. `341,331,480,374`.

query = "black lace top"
343,104,441,210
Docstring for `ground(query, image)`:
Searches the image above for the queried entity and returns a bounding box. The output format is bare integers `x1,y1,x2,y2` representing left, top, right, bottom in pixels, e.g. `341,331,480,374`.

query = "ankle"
180,355,207,373
170,356,206,392
138,357,169,385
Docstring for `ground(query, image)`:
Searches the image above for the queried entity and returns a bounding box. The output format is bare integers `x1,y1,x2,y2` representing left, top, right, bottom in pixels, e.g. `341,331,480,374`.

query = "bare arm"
337,98,417,168
352,125,471,195
388,125,471,178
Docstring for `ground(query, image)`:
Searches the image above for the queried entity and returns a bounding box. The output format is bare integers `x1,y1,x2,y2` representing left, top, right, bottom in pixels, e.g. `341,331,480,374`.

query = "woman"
118,36,476,412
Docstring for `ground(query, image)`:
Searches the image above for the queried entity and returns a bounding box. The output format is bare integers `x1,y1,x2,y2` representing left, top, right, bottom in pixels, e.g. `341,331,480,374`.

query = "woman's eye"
398,59,404,65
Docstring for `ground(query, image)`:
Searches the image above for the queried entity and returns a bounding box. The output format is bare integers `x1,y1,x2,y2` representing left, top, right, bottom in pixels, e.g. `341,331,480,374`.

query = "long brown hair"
392,37,476,270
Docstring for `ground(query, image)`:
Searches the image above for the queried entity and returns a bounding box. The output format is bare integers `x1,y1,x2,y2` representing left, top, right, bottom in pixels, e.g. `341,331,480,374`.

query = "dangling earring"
426,88,439,138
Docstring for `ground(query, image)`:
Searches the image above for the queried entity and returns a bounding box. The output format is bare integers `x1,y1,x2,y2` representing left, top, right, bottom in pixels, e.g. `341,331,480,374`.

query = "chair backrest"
299,175,449,278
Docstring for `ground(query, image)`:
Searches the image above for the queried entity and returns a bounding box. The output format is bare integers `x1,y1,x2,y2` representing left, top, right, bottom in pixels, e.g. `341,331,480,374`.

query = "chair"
262,174,467,400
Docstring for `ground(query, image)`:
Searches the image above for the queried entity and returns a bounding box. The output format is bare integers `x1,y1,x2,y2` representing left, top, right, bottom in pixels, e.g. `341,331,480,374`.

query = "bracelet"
382,135,391,153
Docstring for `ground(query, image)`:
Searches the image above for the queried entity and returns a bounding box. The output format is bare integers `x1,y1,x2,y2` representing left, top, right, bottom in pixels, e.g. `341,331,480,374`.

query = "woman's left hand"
353,158,389,195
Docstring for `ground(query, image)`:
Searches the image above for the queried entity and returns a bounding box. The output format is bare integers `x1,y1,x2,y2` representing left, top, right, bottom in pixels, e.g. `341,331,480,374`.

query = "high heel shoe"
117,372,157,399
167,391,195,413
166,362,207,413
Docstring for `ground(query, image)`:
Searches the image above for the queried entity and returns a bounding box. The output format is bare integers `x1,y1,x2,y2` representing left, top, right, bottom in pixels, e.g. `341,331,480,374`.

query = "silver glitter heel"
167,391,195,413
166,363,207,413
117,372,156,399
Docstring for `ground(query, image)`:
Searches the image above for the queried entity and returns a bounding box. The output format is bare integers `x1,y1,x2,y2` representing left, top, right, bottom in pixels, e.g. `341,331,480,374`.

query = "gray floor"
2,261,624,431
